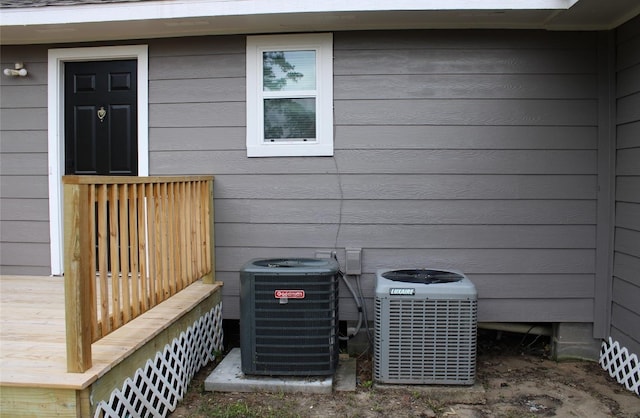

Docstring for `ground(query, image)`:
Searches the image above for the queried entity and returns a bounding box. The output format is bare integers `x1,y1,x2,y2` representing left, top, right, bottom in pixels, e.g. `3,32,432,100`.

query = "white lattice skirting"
94,303,224,417
599,337,640,396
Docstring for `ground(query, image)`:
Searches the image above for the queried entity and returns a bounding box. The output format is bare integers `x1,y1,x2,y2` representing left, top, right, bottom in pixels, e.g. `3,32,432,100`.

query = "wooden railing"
62,175,215,372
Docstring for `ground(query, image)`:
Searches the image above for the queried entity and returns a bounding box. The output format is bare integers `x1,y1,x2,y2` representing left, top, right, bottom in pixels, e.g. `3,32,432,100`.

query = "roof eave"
1,0,638,45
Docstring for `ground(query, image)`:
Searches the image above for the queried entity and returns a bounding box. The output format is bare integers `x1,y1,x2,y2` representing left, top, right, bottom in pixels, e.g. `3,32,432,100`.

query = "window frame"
246,33,333,157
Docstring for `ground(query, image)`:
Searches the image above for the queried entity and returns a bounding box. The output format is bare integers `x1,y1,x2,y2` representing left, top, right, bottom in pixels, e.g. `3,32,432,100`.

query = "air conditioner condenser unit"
240,258,340,376
374,268,477,385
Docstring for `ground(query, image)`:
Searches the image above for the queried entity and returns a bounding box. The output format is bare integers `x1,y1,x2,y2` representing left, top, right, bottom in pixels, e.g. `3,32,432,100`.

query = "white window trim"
246,33,333,157
47,45,149,276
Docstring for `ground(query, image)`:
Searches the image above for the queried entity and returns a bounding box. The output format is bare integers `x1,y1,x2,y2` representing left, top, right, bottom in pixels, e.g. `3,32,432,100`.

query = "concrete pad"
334,355,357,392
374,382,486,405
204,348,334,394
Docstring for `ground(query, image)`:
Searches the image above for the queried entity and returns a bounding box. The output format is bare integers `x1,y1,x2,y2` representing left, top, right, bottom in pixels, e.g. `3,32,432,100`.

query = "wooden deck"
0,275,223,417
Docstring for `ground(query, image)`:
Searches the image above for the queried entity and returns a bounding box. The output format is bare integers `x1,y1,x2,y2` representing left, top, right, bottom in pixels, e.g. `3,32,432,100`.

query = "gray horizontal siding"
615,228,640,258
0,198,48,221
0,84,47,108
616,24,640,71
217,224,596,249
0,242,50,275
617,121,640,149
0,108,47,130
0,176,48,198
215,199,595,225
616,148,640,175
334,48,595,75
0,221,49,243
616,177,640,202
149,78,244,103
0,131,48,153
151,125,598,151
150,127,245,151
335,125,598,150
149,35,245,57
0,45,50,275
145,30,601,323
215,248,596,274
0,30,605,325
616,63,640,98
616,92,640,125
335,30,597,49
150,54,244,80
334,74,597,100
149,102,245,128
208,174,596,200
0,153,48,175
611,15,640,357
334,99,596,126
152,150,597,175
615,202,640,231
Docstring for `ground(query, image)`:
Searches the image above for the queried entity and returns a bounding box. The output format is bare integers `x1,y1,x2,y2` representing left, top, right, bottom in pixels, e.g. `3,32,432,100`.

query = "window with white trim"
246,33,333,157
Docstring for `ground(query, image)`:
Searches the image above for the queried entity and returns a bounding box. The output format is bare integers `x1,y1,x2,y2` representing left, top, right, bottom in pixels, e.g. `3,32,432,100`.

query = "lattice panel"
599,337,640,396
94,303,223,418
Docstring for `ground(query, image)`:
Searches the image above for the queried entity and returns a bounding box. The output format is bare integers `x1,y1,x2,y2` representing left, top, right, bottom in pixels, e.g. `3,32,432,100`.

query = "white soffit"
1,0,581,25
1,0,639,44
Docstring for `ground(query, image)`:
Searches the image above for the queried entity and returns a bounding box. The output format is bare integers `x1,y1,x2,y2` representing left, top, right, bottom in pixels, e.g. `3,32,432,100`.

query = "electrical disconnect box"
345,248,362,275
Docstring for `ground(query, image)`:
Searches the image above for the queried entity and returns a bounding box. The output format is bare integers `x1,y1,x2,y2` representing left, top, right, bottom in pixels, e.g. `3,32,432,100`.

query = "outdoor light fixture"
3,63,28,77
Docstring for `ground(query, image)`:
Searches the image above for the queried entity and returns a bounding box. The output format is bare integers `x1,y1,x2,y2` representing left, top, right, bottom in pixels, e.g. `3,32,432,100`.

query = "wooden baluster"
129,184,140,317
109,184,121,328
119,184,131,323
138,183,149,311
97,184,109,335
88,184,98,341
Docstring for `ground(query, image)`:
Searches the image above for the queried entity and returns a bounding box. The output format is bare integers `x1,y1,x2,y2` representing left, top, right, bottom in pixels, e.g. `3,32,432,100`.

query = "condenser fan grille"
381,269,463,284
253,258,328,268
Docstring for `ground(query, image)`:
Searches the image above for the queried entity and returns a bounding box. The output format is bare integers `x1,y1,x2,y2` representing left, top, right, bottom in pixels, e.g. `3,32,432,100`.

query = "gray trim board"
593,31,616,339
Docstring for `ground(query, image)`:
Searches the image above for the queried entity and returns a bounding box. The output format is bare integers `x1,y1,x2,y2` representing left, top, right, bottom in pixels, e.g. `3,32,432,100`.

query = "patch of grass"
193,399,302,418
423,397,446,416
360,379,373,389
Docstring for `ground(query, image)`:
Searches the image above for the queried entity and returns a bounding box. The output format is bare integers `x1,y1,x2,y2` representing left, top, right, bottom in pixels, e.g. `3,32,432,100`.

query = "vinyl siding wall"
611,17,640,356
0,45,50,275
0,30,601,324
147,30,600,322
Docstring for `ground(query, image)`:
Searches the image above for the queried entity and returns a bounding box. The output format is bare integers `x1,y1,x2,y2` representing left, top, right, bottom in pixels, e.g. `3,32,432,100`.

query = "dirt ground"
171,330,640,417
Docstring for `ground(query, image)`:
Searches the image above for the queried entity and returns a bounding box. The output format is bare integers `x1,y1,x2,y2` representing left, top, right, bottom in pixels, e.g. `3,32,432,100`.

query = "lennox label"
390,288,415,296
274,290,305,299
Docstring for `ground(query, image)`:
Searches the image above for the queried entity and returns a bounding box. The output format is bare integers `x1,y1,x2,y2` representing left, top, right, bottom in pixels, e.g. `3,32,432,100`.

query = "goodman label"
390,288,415,296
274,290,305,299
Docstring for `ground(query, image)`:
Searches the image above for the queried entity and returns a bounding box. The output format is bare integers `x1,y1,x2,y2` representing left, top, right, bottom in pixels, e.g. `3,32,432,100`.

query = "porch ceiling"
1,0,639,45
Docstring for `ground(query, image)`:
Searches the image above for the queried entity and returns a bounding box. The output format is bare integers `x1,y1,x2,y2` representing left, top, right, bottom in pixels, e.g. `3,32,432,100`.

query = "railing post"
202,178,216,284
63,179,93,372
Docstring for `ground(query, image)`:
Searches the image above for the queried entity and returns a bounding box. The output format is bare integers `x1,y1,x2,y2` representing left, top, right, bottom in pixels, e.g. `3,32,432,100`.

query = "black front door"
65,60,138,175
